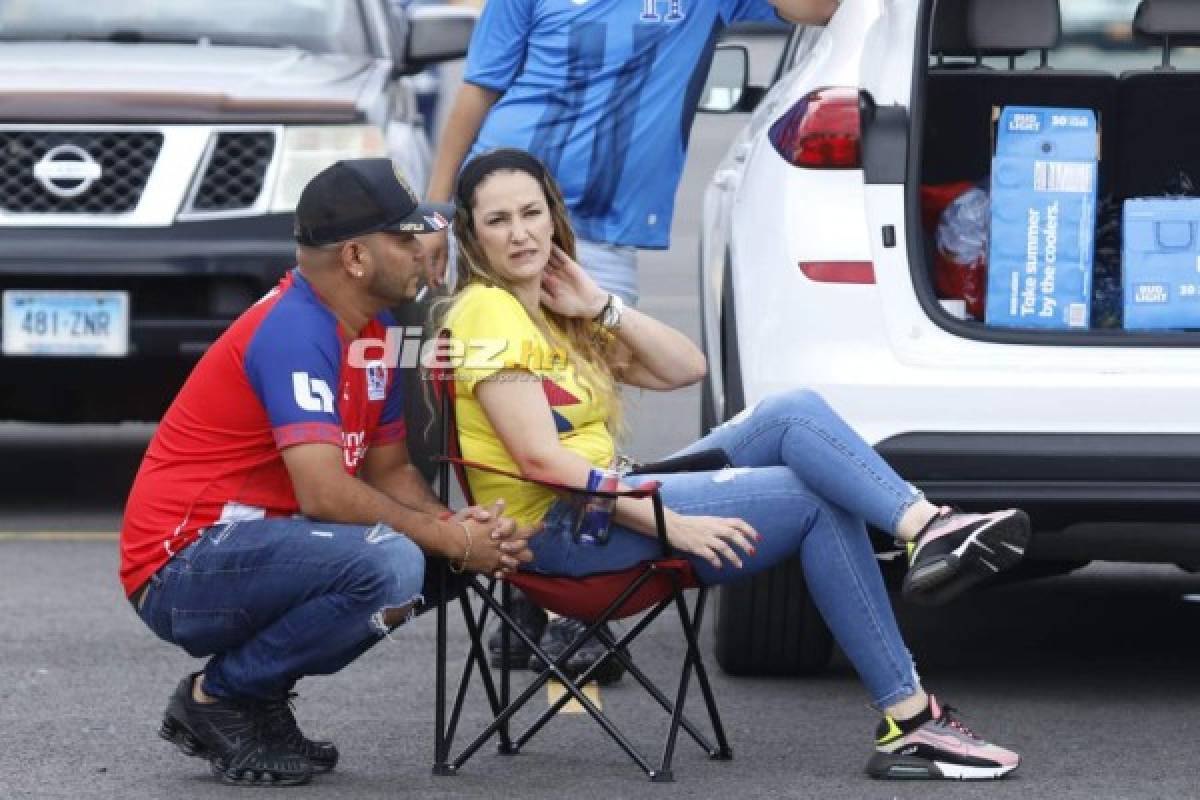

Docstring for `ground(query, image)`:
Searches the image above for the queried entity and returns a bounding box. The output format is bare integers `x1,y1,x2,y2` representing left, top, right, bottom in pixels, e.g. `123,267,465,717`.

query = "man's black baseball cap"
294,158,454,246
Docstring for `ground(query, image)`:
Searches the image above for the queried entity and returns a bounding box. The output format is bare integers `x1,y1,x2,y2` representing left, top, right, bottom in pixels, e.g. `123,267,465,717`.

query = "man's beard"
369,267,419,304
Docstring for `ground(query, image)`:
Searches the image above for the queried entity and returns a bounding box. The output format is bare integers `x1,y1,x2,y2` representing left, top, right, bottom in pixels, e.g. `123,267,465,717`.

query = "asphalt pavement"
4,34,1200,800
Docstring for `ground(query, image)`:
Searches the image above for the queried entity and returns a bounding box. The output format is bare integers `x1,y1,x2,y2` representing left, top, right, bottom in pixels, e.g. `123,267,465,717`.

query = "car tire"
710,252,833,676
714,556,835,676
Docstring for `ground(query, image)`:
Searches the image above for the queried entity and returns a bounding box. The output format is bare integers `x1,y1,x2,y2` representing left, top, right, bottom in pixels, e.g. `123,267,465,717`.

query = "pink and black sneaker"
867,695,1020,781
901,506,1030,606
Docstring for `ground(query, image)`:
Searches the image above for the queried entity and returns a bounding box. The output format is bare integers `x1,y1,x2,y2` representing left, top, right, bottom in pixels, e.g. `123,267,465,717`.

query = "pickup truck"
0,0,473,426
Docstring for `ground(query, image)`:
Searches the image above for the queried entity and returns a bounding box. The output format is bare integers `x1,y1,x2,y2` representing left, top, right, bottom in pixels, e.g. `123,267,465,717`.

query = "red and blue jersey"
119,269,406,596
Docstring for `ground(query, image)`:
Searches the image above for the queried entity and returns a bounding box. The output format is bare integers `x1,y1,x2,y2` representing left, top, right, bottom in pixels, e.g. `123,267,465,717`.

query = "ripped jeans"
526,389,923,709
135,518,425,701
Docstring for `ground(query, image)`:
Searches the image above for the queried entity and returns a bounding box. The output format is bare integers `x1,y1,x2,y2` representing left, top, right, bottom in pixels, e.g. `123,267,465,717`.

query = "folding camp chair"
430,359,733,782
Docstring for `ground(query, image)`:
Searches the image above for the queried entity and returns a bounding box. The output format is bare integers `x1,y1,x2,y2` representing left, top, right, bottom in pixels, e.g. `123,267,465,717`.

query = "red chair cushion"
509,560,697,624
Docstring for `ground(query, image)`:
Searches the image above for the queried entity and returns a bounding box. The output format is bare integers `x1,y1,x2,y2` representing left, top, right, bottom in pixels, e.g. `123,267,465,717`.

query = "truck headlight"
268,125,388,213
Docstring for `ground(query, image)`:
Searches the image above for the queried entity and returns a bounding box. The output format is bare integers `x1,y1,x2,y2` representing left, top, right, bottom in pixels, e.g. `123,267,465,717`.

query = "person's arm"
361,439,447,515
767,0,837,25
540,246,706,390
475,372,755,569
422,85,501,287
282,442,529,574
428,84,501,205
607,307,707,391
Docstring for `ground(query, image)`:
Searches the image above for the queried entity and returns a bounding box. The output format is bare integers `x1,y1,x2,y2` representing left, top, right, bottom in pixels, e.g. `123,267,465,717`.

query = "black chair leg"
595,621,720,757
435,565,734,779
688,589,734,760
497,580,517,755
515,598,673,750
655,582,700,781
449,585,512,752
451,571,660,777
433,564,454,776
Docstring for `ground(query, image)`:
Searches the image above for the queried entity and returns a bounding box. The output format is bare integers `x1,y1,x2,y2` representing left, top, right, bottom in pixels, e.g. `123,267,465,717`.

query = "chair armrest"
434,455,661,499
627,448,731,476
436,455,676,559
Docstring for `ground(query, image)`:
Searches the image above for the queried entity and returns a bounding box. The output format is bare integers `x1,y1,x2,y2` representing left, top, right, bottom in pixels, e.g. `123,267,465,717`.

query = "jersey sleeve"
447,287,546,394
462,0,535,93
720,0,783,25
244,320,343,451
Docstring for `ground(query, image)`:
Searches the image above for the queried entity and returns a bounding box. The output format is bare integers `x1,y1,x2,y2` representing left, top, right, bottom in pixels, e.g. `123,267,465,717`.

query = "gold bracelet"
448,520,472,574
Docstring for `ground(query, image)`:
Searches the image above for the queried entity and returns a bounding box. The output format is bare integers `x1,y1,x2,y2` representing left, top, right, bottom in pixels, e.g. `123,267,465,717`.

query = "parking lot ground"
5,536,1200,800
5,33,1200,800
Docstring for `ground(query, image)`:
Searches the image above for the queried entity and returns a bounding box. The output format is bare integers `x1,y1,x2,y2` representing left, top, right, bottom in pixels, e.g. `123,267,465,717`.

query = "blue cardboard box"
1123,197,1200,330
985,107,1098,330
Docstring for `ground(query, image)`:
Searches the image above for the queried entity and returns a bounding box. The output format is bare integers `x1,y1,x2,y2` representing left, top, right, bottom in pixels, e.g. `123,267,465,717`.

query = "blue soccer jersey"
464,0,778,248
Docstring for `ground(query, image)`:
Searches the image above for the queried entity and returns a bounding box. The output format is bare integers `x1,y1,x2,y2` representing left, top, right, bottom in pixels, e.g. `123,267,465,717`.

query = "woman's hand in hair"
665,512,760,571
540,245,609,320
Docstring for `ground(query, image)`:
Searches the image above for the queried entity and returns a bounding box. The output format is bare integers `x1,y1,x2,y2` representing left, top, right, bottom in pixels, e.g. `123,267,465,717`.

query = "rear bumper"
878,432,1200,562
0,214,295,422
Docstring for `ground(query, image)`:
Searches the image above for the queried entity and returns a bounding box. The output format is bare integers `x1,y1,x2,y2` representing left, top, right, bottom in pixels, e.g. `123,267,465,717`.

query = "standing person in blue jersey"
424,0,839,682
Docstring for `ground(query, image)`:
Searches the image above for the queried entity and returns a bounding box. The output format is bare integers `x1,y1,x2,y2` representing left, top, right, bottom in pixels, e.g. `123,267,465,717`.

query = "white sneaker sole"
867,751,1020,780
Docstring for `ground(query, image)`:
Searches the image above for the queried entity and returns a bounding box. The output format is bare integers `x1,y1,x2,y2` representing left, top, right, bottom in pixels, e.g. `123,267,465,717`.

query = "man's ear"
340,239,368,278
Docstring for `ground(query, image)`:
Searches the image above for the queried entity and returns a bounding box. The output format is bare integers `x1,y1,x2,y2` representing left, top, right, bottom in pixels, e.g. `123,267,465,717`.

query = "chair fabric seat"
510,560,698,624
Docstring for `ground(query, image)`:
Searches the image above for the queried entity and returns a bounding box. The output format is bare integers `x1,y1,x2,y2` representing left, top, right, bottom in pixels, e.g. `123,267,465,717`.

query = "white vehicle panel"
715,0,1200,450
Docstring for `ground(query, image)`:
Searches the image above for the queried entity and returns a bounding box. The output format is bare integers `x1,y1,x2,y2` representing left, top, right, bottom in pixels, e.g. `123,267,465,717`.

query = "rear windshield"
937,0,1200,72
0,0,372,56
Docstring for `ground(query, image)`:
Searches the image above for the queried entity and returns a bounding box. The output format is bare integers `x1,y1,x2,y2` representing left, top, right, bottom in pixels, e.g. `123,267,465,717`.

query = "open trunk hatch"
910,0,1200,346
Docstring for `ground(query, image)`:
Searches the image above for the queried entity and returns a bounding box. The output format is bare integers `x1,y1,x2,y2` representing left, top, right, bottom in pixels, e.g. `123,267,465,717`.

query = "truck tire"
714,557,834,676
711,253,833,676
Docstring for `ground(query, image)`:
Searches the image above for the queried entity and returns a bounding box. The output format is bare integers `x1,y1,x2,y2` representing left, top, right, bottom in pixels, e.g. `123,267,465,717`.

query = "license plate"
2,290,129,357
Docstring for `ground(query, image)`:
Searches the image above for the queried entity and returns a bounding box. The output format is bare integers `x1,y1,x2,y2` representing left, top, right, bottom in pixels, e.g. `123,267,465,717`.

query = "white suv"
698,0,1200,676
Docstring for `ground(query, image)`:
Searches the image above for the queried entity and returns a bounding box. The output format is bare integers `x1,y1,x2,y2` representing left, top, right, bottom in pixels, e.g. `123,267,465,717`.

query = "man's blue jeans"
527,389,924,709
135,518,425,701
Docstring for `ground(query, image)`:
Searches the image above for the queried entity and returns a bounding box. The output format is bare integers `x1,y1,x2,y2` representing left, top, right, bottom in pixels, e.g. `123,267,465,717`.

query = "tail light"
768,87,862,169
799,261,876,284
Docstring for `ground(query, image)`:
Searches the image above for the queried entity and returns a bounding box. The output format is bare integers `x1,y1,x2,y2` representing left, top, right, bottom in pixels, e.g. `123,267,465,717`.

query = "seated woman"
437,148,1028,781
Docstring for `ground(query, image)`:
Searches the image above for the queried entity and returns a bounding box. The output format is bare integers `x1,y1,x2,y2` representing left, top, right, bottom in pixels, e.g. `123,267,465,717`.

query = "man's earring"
354,271,364,278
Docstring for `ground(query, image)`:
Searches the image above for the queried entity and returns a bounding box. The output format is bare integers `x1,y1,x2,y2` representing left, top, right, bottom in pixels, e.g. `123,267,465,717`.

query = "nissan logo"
33,144,103,198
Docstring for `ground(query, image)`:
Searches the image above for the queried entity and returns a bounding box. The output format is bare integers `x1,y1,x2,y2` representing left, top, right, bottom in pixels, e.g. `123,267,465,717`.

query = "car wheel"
710,252,833,676
714,556,834,676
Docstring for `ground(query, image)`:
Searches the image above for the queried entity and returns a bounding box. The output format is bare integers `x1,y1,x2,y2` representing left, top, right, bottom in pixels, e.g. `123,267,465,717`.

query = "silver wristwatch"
595,293,625,331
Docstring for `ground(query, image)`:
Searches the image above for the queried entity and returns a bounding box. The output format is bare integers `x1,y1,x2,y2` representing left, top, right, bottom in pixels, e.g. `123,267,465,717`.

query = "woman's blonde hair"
428,149,623,435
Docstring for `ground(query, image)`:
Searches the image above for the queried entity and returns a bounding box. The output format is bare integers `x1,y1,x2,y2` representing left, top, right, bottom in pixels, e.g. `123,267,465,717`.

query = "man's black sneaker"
258,693,339,773
487,588,548,669
159,673,313,786
529,617,626,686
901,507,1031,607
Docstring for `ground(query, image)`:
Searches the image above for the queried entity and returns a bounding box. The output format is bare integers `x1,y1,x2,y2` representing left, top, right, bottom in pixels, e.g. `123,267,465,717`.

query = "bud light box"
1123,198,1200,330
985,107,1098,330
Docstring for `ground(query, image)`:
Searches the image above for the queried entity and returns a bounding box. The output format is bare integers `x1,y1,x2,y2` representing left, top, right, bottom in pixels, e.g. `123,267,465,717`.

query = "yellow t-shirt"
444,284,616,526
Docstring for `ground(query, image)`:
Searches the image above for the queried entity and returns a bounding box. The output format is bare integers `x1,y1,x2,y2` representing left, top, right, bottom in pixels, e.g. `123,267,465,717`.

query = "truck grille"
190,132,275,212
0,130,162,214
